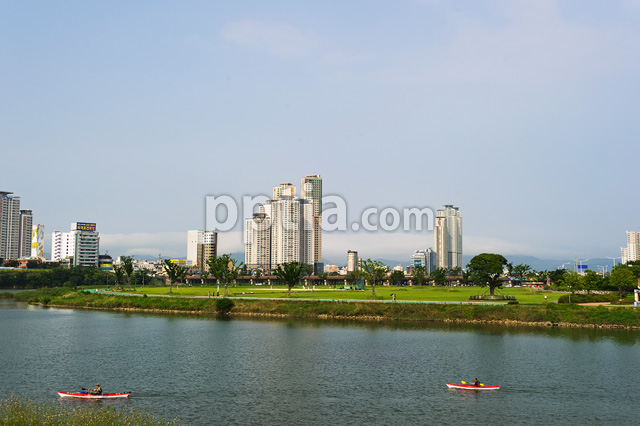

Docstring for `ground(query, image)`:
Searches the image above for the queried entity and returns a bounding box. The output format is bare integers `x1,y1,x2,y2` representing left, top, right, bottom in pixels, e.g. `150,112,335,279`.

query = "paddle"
461,380,484,386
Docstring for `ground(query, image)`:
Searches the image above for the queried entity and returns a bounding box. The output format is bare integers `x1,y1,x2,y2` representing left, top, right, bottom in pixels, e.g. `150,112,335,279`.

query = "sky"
2,0,639,264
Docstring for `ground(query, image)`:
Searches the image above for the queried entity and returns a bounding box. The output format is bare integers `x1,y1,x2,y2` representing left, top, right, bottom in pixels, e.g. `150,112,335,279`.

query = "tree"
430,268,447,285
389,270,405,286
273,262,306,297
510,264,532,284
548,268,566,285
317,272,329,286
359,259,389,300
557,270,583,292
121,256,134,288
301,263,313,288
132,268,152,287
582,270,602,294
162,259,186,294
609,264,637,298
466,253,509,296
412,265,426,286
447,266,462,277
253,268,263,284
206,254,243,297
535,270,550,285
113,265,125,289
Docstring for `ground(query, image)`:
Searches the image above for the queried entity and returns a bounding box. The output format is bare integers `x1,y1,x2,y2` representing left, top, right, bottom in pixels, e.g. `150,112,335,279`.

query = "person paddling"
90,384,102,395
474,378,480,387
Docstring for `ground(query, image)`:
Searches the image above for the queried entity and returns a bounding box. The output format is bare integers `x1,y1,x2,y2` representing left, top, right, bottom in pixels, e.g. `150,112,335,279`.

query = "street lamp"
558,262,572,270
606,257,621,268
597,265,606,278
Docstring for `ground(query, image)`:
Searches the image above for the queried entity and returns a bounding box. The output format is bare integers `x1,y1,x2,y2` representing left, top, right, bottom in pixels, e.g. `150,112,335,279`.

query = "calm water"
1,299,639,425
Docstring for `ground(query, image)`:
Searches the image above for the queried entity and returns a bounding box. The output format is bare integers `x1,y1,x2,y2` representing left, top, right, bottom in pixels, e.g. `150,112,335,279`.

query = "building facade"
18,210,33,258
621,231,640,264
71,222,99,267
347,250,358,273
301,175,323,273
245,176,321,273
245,212,271,271
31,224,45,259
0,191,21,260
51,222,100,267
434,205,463,270
186,230,218,269
410,248,437,274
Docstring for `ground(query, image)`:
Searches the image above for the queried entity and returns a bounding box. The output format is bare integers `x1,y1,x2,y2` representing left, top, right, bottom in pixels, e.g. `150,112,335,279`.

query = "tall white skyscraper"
434,205,463,270
245,176,320,272
301,174,323,273
0,191,21,260
245,212,271,271
621,231,640,264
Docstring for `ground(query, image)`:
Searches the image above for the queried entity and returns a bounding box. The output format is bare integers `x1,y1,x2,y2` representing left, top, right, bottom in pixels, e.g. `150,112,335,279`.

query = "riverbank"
0,397,177,426
14,288,640,329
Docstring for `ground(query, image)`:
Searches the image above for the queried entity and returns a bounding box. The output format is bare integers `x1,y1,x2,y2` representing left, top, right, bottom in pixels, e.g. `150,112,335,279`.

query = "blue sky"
2,0,639,264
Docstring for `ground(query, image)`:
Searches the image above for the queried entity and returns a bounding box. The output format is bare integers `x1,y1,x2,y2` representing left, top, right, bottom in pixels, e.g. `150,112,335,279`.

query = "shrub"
557,293,617,304
215,298,235,314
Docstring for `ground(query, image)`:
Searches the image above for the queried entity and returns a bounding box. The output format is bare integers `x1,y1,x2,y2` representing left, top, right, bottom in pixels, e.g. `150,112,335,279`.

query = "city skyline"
2,1,640,262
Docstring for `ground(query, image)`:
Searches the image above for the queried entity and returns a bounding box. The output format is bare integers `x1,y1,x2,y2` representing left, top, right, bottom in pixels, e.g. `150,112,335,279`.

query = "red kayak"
57,391,131,399
446,383,500,390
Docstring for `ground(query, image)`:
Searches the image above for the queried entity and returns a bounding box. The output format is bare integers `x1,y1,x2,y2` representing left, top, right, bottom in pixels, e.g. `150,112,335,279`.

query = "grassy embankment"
0,397,177,426
14,287,640,328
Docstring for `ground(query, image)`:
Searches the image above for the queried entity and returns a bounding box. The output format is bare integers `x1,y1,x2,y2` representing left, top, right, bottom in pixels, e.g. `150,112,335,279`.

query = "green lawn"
114,284,561,304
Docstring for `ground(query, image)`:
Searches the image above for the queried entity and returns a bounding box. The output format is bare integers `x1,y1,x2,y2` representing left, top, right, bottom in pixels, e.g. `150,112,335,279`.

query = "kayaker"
474,378,480,387
90,384,102,395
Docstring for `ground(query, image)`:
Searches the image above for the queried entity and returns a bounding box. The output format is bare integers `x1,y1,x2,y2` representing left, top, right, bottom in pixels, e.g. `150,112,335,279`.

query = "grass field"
114,283,561,304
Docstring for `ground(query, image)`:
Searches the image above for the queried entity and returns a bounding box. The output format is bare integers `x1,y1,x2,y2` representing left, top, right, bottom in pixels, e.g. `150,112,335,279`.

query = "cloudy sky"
2,0,639,264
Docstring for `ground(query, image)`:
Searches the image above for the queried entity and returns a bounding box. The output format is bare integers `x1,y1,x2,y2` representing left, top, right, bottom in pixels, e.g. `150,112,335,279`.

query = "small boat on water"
57,391,131,399
446,383,500,390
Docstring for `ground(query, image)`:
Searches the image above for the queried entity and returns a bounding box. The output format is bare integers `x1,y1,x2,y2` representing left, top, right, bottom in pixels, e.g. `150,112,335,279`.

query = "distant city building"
324,264,339,273
410,248,437,274
51,222,100,267
0,191,21,260
245,213,271,271
18,210,33,258
434,205,463,270
621,231,640,264
301,175,323,274
31,224,45,259
245,176,321,272
99,254,114,271
70,222,99,267
347,250,358,273
187,230,218,269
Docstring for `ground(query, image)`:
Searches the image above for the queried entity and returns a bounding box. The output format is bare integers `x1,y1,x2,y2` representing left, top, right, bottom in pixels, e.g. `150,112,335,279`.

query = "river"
0,299,638,425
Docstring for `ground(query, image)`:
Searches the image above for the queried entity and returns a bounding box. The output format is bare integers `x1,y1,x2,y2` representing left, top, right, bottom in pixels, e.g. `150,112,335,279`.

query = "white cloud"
220,19,324,58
